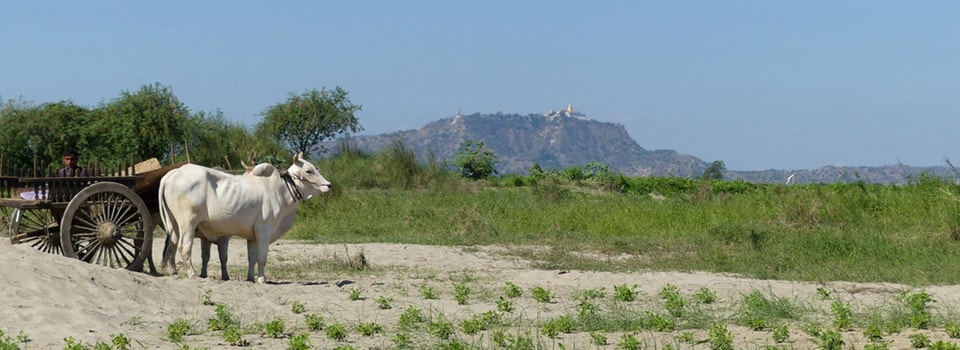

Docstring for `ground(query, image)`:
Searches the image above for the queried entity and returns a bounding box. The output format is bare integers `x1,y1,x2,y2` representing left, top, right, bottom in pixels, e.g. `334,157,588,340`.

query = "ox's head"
287,152,332,198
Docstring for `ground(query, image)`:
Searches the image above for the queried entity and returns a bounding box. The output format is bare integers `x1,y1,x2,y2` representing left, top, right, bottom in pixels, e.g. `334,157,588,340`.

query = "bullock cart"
0,158,184,272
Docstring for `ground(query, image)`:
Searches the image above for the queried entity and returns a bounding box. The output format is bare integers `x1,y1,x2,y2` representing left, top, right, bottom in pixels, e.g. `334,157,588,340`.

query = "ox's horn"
240,160,254,173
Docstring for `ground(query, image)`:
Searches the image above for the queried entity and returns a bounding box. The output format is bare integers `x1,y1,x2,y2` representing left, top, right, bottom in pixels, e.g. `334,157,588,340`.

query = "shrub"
325,323,348,342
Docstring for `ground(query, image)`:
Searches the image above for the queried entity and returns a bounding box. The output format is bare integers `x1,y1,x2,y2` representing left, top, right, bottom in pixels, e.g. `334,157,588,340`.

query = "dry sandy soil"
2,238,960,349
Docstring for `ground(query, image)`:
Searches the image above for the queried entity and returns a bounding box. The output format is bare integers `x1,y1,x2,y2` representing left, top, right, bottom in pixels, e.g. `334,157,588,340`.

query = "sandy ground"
2,238,960,349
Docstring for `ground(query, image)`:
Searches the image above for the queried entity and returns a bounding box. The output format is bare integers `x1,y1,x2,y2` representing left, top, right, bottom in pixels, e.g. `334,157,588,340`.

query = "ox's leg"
246,240,257,282
254,239,270,284
176,224,198,278
216,236,230,281
199,236,212,278
160,232,178,276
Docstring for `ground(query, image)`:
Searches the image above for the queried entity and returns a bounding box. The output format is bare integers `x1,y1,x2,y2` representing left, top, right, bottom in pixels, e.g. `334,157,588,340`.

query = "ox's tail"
158,168,180,271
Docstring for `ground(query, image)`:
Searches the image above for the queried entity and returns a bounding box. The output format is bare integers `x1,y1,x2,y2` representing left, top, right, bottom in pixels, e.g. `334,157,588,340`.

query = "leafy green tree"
0,98,91,171
452,140,498,180
88,83,190,166
256,87,362,157
701,160,726,180
180,110,272,169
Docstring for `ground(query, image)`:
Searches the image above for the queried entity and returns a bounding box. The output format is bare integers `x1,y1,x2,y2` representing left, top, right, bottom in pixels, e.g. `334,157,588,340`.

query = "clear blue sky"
3,1,959,171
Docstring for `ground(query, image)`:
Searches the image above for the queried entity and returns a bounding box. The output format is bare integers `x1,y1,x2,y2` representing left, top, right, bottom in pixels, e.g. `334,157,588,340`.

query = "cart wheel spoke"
9,208,62,255
60,182,153,271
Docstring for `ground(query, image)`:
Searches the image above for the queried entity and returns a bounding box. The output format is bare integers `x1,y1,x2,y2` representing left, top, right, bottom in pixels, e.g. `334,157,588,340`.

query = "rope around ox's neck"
280,171,303,202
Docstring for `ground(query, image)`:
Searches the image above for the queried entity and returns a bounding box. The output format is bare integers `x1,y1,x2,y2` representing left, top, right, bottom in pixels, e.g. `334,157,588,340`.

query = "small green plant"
578,300,600,319
63,336,87,350
453,282,470,305
357,322,383,337
613,284,636,302
325,323,348,342
644,311,676,332
677,331,696,344
223,324,249,346
391,332,413,349
166,319,191,343
909,333,932,348
948,323,960,338
865,341,891,350
904,290,933,329
110,333,131,350
288,333,311,350
496,297,515,313
816,286,832,300
419,285,439,299
429,315,455,340
504,282,523,298
265,317,286,338
708,323,734,350
931,340,960,350
0,330,19,350
864,323,884,341
617,333,642,350
817,329,844,350
531,286,552,303
290,300,307,314
15,331,29,345
660,284,687,317
461,317,485,335
348,287,362,301
772,324,790,343
831,300,852,330
492,330,536,349
589,331,608,345
480,310,501,327
305,313,325,331
398,306,424,330
200,289,214,305
94,339,111,350
208,304,239,331
577,287,606,300
332,345,355,350
541,315,574,338
802,323,823,336
375,296,393,310
694,287,718,304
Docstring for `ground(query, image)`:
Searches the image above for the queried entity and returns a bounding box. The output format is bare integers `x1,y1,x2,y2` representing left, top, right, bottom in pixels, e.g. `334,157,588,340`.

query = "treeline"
0,82,361,173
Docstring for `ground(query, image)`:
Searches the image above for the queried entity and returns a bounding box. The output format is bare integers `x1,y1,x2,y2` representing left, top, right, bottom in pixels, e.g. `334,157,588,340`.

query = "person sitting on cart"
57,147,87,177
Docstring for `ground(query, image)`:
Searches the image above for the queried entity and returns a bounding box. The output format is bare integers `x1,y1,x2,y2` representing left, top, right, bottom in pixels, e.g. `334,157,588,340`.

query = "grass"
287,148,960,286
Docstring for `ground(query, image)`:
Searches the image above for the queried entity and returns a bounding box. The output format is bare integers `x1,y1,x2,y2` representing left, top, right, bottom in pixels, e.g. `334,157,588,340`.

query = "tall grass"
297,144,960,285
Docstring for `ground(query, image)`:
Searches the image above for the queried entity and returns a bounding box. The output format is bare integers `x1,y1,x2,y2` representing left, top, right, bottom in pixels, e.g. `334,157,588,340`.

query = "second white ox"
159,152,332,283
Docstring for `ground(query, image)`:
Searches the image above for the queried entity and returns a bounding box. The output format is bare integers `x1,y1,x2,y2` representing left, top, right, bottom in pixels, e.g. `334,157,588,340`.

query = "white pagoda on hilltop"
545,103,590,120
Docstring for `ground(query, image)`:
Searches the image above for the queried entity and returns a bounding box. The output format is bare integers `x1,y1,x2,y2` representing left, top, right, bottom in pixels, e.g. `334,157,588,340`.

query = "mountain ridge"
322,107,954,184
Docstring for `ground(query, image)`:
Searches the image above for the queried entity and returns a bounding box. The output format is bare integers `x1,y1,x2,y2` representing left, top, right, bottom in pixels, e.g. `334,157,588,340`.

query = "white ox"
159,152,332,283
161,162,264,281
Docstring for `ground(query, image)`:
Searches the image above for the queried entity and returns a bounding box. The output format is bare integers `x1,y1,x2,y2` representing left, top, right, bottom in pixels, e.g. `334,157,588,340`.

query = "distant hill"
320,106,955,184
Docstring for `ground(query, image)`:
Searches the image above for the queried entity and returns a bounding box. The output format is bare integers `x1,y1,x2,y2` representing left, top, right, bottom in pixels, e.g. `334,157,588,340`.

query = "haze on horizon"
2,1,958,171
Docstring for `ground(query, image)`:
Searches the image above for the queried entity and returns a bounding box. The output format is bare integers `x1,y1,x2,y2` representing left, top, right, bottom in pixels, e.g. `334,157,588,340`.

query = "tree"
182,110,271,169
256,87,362,157
701,160,726,180
88,83,190,165
451,140,498,180
0,98,91,170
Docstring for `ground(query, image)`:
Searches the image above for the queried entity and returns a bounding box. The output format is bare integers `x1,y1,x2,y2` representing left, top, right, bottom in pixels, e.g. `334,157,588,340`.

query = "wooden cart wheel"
9,207,63,255
60,182,154,271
